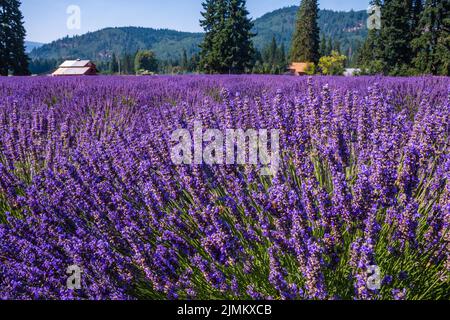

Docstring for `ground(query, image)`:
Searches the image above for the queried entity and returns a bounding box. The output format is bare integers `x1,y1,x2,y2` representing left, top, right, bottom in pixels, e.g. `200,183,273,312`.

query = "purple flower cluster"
0,75,448,300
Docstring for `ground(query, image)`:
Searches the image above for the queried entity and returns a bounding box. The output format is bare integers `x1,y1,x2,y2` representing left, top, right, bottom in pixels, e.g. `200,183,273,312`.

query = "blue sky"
22,0,369,43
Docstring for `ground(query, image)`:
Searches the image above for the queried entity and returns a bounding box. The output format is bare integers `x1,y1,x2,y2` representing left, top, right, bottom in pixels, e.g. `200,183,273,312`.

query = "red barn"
52,59,98,76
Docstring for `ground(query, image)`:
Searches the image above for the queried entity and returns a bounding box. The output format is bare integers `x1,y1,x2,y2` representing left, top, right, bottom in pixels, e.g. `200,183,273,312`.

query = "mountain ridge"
29,7,368,65
25,41,44,53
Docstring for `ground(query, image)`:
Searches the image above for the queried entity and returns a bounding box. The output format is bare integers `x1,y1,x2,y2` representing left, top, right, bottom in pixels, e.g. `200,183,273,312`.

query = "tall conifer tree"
290,0,320,63
0,0,8,75
381,0,413,74
0,0,29,75
199,0,254,74
225,0,254,73
199,0,221,73
411,0,424,36
412,0,449,75
109,53,119,74
181,49,189,70
319,36,327,57
279,42,286,66
358,1,384,73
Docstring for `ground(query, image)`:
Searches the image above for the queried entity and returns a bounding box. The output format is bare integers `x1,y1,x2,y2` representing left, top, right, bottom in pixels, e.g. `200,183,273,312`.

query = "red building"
52,59,98,76
287,62,313,76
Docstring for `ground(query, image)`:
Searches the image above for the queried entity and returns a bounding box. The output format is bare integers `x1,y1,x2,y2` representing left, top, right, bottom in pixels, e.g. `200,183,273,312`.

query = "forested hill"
29,7,368,62
25,41,44,53
29,27,204,62
253,7,368,56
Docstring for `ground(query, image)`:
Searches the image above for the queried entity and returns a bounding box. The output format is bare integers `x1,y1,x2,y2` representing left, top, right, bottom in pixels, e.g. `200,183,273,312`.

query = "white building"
344,68,361,77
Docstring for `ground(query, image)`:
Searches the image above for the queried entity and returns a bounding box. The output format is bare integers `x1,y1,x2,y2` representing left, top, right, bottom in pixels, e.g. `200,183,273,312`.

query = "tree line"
196,0,352,75
101,50,199,75
358,0,449,76
198,0,449,76
6,0,450,76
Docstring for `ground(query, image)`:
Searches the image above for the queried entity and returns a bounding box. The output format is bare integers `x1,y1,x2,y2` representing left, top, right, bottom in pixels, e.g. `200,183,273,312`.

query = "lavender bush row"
0,75,449,300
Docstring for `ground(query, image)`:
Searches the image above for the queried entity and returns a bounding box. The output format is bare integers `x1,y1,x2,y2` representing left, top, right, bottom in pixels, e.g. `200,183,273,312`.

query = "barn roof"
52,67,92,76
59,60,92,68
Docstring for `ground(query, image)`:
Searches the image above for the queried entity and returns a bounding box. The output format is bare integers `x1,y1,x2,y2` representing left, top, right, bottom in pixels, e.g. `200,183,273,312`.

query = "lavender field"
0,75,449,300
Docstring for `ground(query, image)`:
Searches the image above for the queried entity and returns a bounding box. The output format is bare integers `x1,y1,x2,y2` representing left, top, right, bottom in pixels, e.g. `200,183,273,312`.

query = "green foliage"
381,0,414,74
199,0,255,74
25,41,43,52
0,0,30,75
30,27,203,65
109,52,119,74
97,52,137,75
358,0,449,76
305,62,316,75
199,0,223,73
333,39,341,54
181,49,189,71
411,0,424,39
121,53,137,74
359,59,385,75
253,36,287,74
357,28,384,72
318,51,347,75
29,58,58,75
253,7,368,66
319,36,327,57
290,0,320,63
226,0,255,73
412,0,450,75
134,50,158,74
29,8,369,74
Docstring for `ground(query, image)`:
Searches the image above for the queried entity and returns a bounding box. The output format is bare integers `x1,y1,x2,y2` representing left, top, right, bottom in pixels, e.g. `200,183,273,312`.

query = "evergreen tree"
290,0,320,63
269,36,277,64
10,0,29,75
29,58,58,75
381,0,414,74
0,0,8,75
258,37,287,74
0,0,29,75
408,0,423,68
181,49,188,71
333,39,341,54
199,0,254,74
412,0,449,75
357,0,384,74
109,53,119,74
121,54,130,74
411,0,424,37
320,35,327,57
189,53,199,72
199,0,227,73
326,37,333,56
278,42,286,67
212,0,230,73
135,50,158,74
225,0,255,73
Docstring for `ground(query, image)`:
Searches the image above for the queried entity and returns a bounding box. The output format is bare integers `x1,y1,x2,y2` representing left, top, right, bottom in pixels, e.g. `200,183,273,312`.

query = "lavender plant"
0,75,448,300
